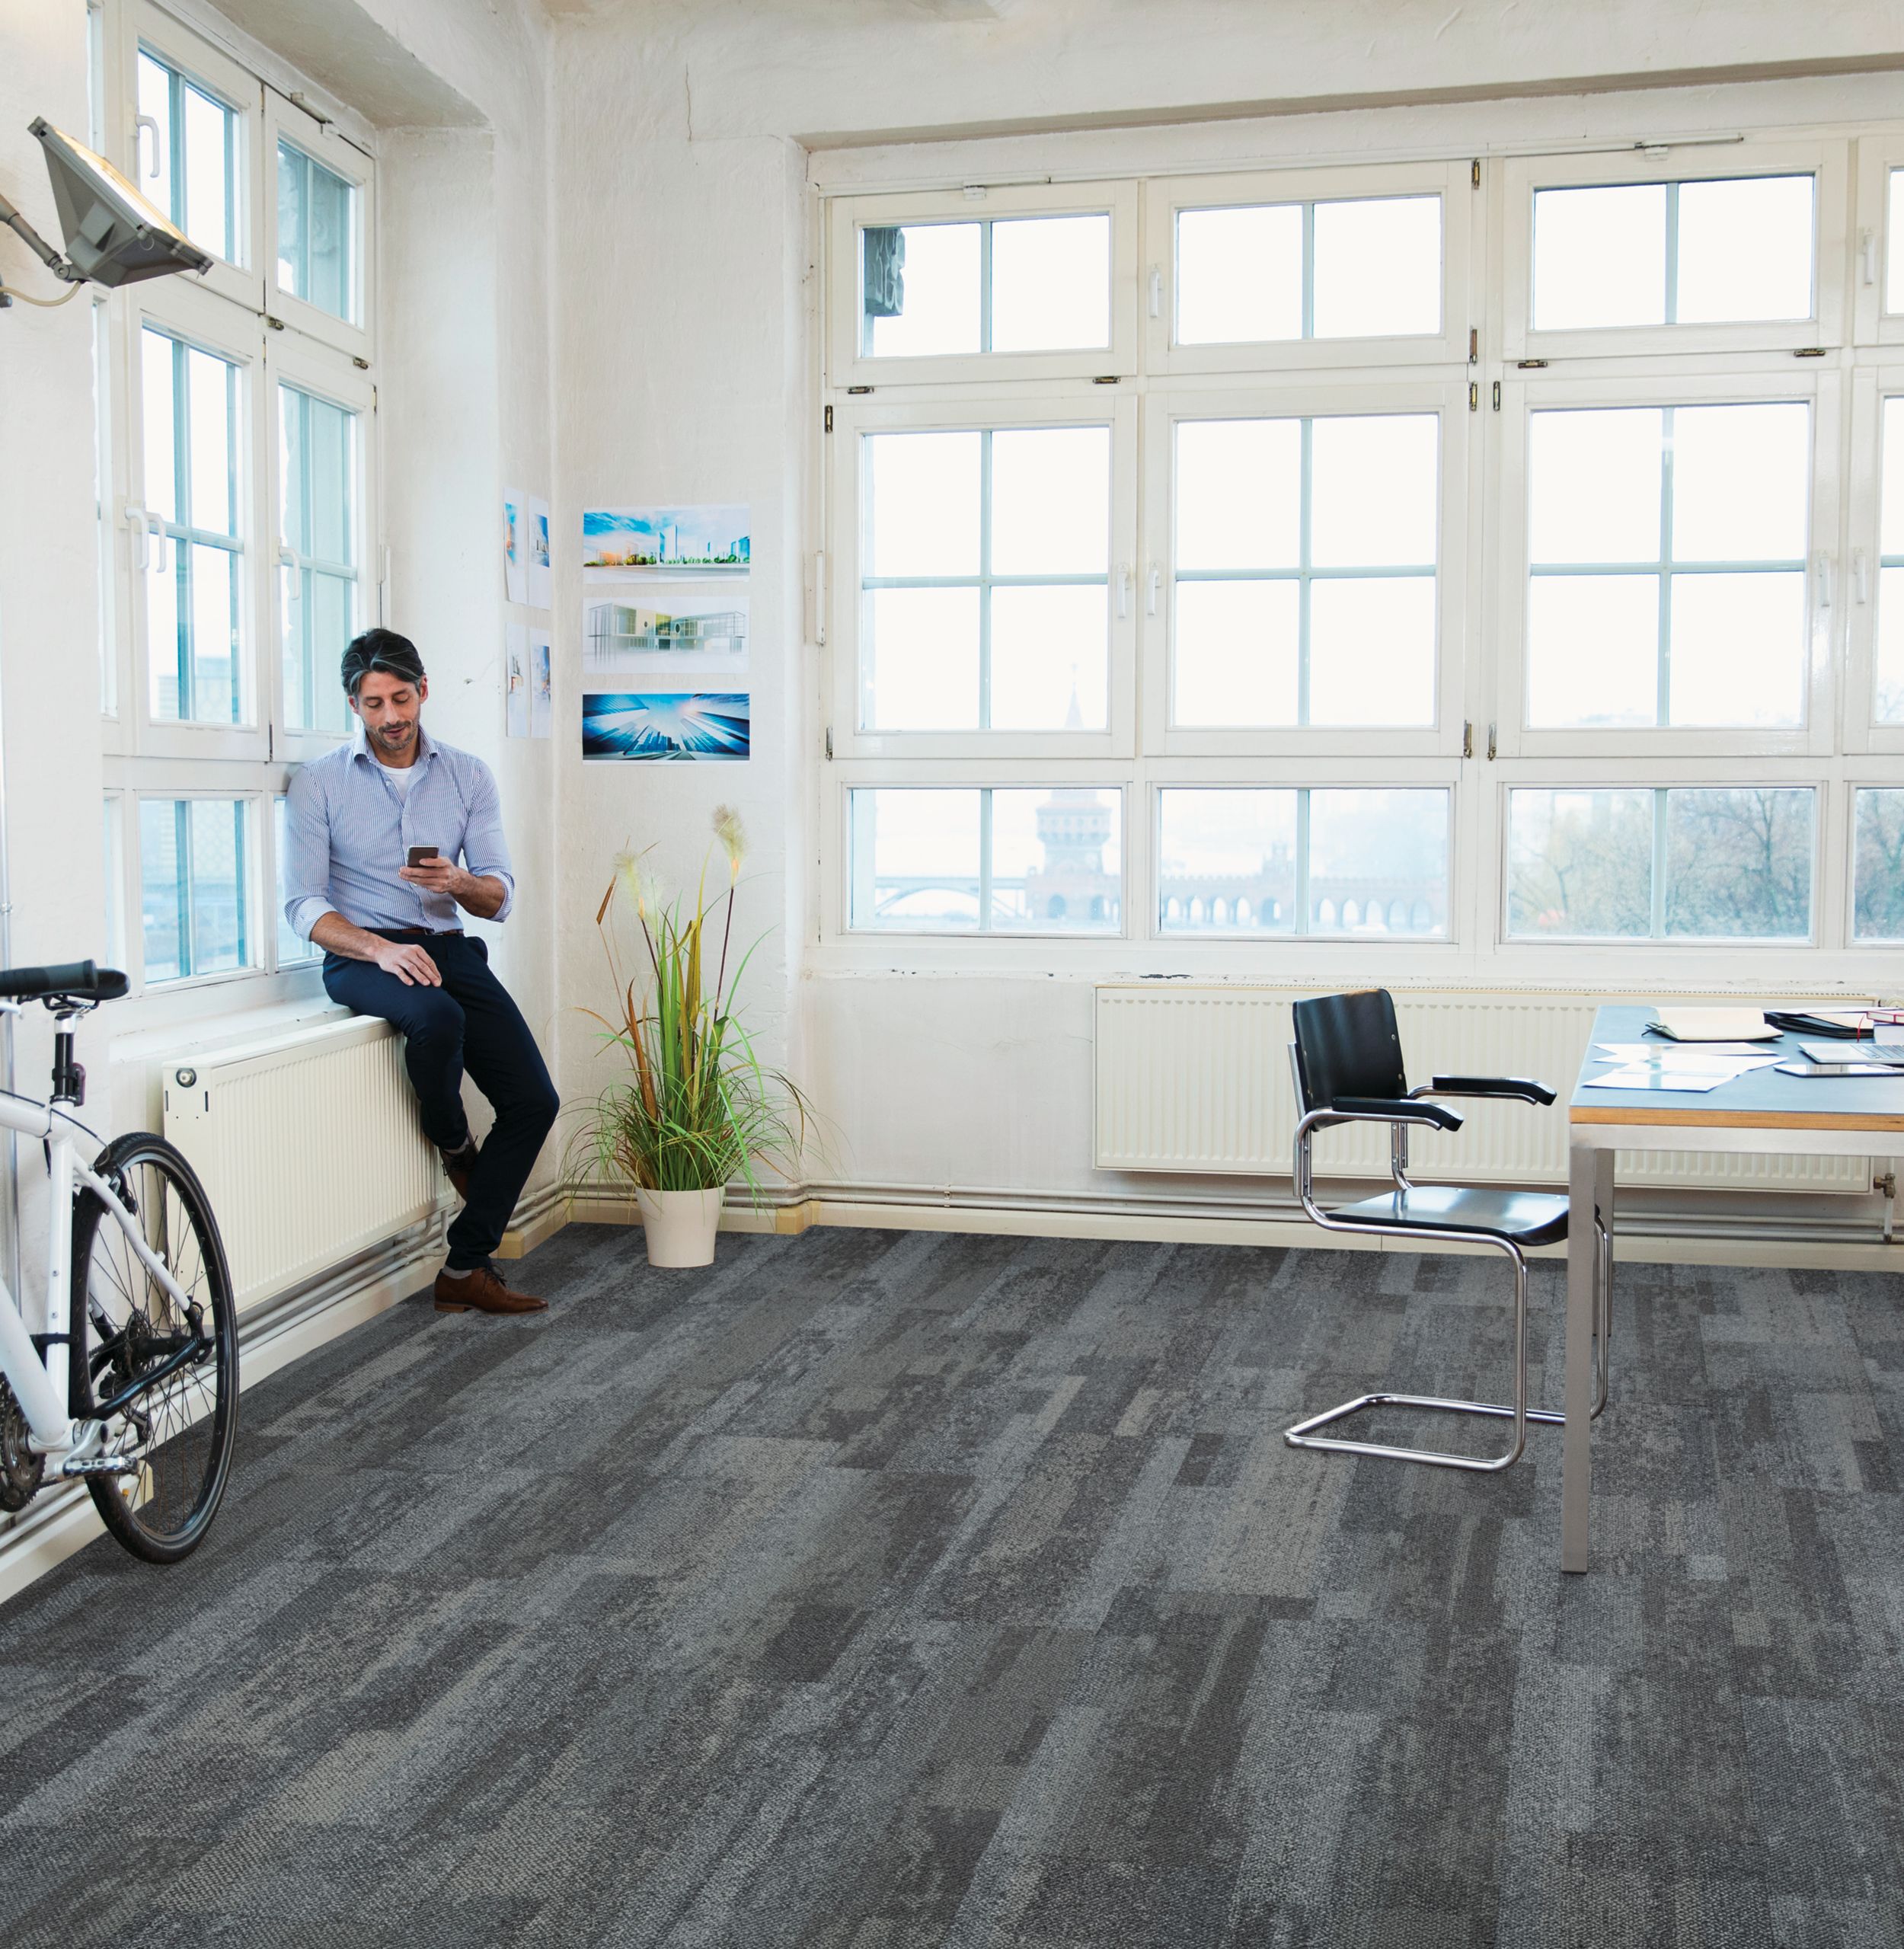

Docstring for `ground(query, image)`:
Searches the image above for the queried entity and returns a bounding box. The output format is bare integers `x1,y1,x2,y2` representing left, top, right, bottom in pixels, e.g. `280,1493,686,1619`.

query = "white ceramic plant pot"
634,1185,725,1267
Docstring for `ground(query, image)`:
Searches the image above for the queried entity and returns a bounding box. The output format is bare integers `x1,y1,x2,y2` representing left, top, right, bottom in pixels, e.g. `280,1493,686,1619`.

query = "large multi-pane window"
104,5,376,993
826,131,1899,962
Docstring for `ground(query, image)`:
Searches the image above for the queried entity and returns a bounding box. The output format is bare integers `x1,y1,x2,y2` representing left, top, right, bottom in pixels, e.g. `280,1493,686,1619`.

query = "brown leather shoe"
439,1140,479,1201
433,1262,547,1315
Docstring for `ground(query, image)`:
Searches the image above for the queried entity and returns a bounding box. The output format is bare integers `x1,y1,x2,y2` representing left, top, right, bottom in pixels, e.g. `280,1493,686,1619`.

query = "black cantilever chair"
1286,987,1610,1473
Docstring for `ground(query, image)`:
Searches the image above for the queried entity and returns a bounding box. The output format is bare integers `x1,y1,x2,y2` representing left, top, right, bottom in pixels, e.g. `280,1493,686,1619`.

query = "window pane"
1526,574,1659,727
989,427,1109,577
276,798,317,963
1854,789,1904,941
1890,170,1904,317
181,82,233,264
1532,184,1666,331
863,222,979,358
1157,790,1298,935
140,799,251,982
989,215,1110,353
1883,397,1904,559
1308,414,1437,568
1173,580,1299,727
851,790,980,930
1667,572,1805,727
1669,403,1808,563
1308,790,1448,935
865,431,979,577
280,384,359,734
1528,408,1662,564
277,139,355,322
185,346,235,536
1674,177,1813,324
141,327,177,525
137,53,175,229
187,542,241,723
989,585,1107,730
305,571,355,733
145,547,180,720
1311,196,1440,338
1506,790,1653,939
863,587,978,729
1176,204,1302,346
1308,577,1436,726
1176,419,1300,571
1663,788,1813,939
992,789,1120,931
1878,564,1904,724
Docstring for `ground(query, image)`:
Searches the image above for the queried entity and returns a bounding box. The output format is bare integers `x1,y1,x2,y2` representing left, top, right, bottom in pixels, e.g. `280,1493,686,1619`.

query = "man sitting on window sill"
282,628,560,1317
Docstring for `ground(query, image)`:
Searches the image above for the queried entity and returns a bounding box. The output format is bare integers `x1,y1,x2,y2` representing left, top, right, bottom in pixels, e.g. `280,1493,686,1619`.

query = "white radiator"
161,1017,443,1312
1094,983,1882,1195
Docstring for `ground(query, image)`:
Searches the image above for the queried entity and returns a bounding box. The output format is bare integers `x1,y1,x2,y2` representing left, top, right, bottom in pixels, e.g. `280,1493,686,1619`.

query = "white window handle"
134,113,161,181
1854,547,1870,605
123,503,149,572
1146,565,1160,615
1148,267,1162,319
1117,563,1132,618
1815,551,1833,609
147,513,171,575
1862,228,1879,288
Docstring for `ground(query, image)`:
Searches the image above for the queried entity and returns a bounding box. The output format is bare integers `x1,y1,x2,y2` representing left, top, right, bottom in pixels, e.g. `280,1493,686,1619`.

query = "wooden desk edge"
1570,1106,1904,1130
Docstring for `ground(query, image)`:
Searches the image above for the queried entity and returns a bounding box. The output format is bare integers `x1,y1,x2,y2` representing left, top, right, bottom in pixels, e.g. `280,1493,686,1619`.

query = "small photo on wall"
583,585,749,679
503,488,528,605
531,628,552,739
582,692,750,762
528,496,551,609
583,504,749,579
506,622,530,737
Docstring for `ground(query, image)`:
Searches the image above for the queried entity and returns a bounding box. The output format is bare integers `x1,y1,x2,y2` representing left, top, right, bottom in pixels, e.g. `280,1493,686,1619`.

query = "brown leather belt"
371,927,465,942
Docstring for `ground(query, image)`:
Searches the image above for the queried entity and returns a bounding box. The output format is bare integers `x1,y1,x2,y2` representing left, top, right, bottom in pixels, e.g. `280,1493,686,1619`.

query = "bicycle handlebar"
0,961,129,1003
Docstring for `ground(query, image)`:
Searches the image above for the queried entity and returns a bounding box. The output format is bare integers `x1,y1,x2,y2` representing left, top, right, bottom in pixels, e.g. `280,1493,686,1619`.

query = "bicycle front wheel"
71,1133,238,1564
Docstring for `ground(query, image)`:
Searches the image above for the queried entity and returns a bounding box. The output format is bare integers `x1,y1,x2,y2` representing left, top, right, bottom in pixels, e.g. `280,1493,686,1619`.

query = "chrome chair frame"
1284,1043,1611,1473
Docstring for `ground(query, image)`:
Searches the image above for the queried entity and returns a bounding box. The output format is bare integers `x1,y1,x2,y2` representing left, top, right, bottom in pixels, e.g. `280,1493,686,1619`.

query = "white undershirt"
376,756,419,800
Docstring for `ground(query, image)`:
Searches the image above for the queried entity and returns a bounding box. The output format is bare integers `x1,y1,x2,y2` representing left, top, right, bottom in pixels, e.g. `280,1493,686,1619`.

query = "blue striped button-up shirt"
283,723,516,940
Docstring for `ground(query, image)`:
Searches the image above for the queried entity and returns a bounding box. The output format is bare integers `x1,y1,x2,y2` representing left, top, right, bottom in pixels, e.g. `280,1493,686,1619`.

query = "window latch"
1862,227,1879,288
1815,552,1833,609
1148,267,1162,319
1487,722,1497,761
1462,720,1472,759
1117,564,1132,619
1854,548,1870,605
133,113,160,180
1145,565,1160,616
123,502,149,573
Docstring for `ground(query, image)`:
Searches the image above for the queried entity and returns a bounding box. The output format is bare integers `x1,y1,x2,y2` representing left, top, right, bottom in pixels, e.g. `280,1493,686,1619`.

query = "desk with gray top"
1563,1003,1904,1571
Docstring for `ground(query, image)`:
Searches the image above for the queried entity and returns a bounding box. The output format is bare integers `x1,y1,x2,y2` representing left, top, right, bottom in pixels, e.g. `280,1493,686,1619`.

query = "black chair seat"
1324,1183,1569,1248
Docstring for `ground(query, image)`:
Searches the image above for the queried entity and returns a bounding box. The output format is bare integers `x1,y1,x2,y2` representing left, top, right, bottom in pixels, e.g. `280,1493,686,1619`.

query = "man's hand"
372,939,442,986
399,857,470,901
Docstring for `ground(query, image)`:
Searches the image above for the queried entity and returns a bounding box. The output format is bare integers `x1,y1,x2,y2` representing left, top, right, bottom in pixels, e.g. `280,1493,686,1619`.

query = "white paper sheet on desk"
1580,1066,1732,1093
1596,1042,1778,1061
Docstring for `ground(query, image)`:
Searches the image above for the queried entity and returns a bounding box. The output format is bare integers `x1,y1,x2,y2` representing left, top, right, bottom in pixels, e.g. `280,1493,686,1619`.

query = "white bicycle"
0,960,238,1564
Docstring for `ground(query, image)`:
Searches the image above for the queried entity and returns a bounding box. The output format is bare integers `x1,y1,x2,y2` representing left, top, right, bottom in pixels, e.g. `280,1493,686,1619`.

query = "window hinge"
824,725,833,760
268,723,273,762
266,315,285,331
1487,722,1497,760
813,551,826,645
1471,158,1481,189
1091,375,1120,385
1492,380,1501,411
1468,382,1479,413
824,403,833,433
1462,720,1472,759
1468,327,1478,363
1518,359,1548,369
847,384,873,395
1148,266,1162,318
353,355,369,371
1794,347,1826,358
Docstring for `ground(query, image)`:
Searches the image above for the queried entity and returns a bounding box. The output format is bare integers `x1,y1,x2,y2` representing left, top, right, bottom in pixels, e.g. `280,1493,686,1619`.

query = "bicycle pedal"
60,1452,142,1478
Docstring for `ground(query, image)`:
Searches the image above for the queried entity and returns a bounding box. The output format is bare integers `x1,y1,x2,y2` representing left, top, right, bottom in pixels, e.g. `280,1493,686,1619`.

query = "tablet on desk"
1777,1059,1899,1078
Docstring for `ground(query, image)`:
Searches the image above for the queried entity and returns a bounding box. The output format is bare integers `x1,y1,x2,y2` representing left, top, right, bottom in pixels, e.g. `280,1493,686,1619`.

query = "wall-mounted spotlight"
0,117,211,310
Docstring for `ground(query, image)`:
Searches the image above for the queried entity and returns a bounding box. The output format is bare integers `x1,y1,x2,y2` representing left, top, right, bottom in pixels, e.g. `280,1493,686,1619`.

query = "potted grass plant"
579,807,808,1267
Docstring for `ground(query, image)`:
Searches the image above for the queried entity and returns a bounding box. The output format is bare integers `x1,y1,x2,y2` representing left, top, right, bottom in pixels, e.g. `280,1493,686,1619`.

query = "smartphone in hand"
406,845,439,867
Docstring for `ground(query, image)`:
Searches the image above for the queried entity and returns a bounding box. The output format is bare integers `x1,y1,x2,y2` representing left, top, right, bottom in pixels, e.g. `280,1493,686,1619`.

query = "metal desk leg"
1561,1133,1601,1572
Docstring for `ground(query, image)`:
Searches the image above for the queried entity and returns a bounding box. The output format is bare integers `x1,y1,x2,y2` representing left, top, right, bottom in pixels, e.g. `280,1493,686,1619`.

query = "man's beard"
374,719,416,749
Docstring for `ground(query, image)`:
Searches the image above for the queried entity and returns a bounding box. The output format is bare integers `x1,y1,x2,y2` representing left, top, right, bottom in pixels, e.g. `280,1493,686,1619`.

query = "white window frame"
1851,136,1904,344
264,85,375,360
1845,364,1904,752
827,181,1139,389
118,784,266,992
1142,159,1474,377
828,391,1139,761
1142,377,1471,759
1498,139,1850,363
1491,366,1840,762
122,5,260,313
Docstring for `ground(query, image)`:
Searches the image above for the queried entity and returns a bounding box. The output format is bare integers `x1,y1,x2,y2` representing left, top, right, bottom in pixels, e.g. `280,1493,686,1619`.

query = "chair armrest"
1423,1075,1557,1107
1330,1096,1464,1132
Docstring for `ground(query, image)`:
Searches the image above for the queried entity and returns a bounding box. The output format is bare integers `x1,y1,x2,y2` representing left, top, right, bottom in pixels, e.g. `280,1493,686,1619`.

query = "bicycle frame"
0,1089,197,1459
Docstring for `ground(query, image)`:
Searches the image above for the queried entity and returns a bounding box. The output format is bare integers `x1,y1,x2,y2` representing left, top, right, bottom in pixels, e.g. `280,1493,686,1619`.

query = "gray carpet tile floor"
5,1224,1904,1947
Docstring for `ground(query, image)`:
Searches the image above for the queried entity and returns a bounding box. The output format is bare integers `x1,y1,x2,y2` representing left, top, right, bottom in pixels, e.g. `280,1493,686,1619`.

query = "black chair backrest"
1292,989,1407,1112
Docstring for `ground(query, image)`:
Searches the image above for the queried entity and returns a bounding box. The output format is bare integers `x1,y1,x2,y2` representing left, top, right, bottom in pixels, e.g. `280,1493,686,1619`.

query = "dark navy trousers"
324,932,559,1269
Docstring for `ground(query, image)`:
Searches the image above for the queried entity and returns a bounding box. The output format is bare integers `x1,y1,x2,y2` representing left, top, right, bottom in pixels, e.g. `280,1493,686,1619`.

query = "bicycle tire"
69,1133,238,1564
